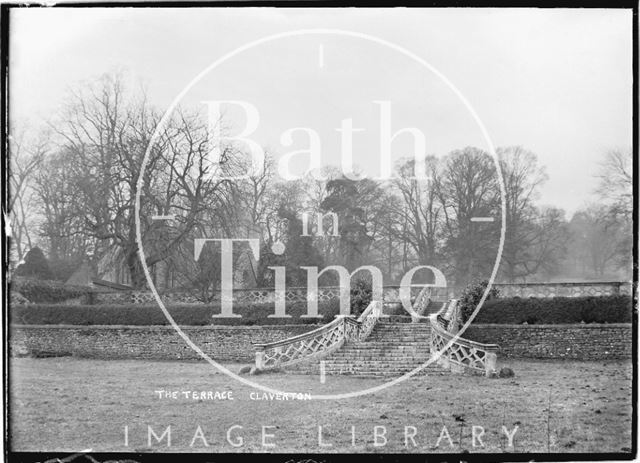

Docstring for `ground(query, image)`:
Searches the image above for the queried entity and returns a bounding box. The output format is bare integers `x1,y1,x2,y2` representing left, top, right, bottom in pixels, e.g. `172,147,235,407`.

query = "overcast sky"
10,7,632,216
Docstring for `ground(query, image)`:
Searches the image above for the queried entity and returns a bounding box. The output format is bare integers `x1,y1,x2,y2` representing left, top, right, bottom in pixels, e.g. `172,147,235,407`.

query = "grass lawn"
9,357,633,454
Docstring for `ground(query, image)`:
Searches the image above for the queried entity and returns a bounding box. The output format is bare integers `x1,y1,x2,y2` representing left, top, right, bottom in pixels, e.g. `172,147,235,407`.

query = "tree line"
8,73,632,292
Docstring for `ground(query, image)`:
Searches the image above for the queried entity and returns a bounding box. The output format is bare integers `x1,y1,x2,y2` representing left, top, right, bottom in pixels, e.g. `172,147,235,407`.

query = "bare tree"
434,147,500,286
594,149,632,222
285,167,346,270
531,206,570,279
7,127,48,265
588,149,633,278
567,204,628,278
393,156,442,268
321,176,394,271
50,73,241,288
497,146,554,282
237,153,274,239
33,148,100,270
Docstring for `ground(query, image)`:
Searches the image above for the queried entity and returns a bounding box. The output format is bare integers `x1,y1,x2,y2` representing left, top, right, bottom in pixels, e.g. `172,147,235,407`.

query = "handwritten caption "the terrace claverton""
154,390,314,401
155,390,234,400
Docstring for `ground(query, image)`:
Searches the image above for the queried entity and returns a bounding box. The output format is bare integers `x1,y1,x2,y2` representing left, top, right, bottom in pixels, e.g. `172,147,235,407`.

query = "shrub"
458,280,500,324
11,278,92,304
10,300,342,326
15,247,53,280
472,295,632,324
350,278,372,316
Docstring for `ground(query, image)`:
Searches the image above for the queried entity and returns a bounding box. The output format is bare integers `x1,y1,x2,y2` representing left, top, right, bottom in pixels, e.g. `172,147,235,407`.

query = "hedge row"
9,300,342,326
472,295,633,324
11,278,92,304
10,295,633,326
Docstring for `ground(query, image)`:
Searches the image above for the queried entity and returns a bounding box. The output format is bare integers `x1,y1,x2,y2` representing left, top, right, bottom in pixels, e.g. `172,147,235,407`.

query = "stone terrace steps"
288,320,444,377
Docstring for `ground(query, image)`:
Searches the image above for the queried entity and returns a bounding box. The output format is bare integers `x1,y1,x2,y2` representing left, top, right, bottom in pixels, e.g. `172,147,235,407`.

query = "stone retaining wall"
9,325,310,363
465,324,632,360
10,323,632,362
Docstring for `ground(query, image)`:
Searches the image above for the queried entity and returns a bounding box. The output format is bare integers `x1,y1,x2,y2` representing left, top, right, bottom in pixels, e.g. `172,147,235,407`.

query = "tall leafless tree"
497,146,556,282
434,147,500,286
47,73,242,288
393,156,442,268
7,127,50,265
594,149,632,222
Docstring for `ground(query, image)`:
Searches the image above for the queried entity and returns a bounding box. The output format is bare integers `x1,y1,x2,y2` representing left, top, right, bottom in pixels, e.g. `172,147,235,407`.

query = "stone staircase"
257,299,498,378
290,317,444,377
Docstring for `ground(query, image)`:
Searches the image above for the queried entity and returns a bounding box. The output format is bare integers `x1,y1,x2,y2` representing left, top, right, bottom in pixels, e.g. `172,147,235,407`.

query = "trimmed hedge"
11,295,632,326
11,278,92,304
473,295,632,324
10,300,342,326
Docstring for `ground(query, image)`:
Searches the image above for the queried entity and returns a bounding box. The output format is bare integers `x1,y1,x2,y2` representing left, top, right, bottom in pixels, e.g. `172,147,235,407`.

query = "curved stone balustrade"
429,301,499,377
253,301,383,371
409,287,432,322
253,316,346,370
354,299,383,341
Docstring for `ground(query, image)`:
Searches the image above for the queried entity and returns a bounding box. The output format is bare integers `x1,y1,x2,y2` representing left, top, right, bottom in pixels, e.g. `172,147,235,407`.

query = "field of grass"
9,357,633,454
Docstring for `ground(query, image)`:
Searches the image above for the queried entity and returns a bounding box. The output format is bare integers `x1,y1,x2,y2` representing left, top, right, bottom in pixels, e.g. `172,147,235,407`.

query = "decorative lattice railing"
254,301,383,371
493,281,632,298
353,299,383,341
410,287,432,322
93,285,448,305
429,300,499,377
91,281,633,305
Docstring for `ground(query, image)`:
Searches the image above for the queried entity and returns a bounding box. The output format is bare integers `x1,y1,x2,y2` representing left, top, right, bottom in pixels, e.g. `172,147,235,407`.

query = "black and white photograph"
3,4,636,462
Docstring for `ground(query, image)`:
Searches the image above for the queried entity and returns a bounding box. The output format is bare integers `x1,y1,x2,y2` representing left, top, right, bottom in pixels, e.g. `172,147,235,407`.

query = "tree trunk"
126,250,146,289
